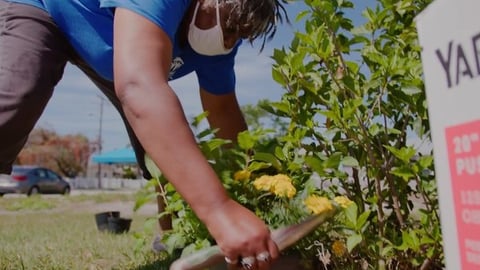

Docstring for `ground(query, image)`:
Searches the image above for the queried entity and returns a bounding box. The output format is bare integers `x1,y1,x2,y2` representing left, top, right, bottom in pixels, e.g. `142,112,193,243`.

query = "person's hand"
203,199,279,270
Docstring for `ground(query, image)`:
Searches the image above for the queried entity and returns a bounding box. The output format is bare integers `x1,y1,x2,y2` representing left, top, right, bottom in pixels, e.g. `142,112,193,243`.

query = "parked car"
0,165,70,196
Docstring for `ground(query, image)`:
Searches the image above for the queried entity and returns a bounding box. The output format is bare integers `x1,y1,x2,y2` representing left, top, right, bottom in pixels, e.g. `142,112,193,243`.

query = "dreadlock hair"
222,0,290,51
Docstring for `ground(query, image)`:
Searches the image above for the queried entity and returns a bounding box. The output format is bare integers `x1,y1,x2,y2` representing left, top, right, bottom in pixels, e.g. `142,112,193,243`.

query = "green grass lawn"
0,194,173,270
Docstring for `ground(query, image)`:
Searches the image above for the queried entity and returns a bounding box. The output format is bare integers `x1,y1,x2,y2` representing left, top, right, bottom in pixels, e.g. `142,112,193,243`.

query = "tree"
17,128,92,178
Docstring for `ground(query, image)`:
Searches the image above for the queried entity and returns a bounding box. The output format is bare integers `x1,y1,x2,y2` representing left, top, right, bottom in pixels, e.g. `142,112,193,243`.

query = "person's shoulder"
101,0,192,43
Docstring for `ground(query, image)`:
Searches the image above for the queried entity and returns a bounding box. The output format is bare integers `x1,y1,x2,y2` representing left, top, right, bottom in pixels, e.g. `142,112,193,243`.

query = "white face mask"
188,0,233,56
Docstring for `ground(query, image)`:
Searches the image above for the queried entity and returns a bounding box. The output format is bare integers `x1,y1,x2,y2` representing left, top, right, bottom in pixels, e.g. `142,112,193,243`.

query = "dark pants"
0,0,149,178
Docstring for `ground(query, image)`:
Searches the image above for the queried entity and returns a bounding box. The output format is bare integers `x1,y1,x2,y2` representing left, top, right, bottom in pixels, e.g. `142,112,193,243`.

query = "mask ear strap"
191,1,201,26
215,0,221,26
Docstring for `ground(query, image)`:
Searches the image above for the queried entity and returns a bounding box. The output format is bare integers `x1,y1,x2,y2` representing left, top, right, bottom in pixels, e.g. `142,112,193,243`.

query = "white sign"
417,0,480,269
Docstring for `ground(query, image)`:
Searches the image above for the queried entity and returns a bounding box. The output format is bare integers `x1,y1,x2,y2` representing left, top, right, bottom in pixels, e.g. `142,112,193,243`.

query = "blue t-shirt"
8,0,238,95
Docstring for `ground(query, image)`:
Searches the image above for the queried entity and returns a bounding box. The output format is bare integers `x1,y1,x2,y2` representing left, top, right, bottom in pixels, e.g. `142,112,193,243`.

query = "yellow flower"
304,195,333,214
334,196,354,209
234,170,251,182
253,174,296,198
332,240,347,257
271,178,296,198
270,174,292,183
253,175,273,191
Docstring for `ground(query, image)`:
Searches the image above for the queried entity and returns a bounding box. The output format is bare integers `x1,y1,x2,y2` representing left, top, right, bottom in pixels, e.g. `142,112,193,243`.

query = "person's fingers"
225,255,240,270
256,238,279,270
255,250,271,270
268,237,280,260
240,255,257,270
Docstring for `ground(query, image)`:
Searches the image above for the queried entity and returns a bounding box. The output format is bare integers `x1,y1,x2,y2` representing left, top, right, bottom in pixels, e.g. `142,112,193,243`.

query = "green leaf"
181,239,212,257
274,146,286,161
133,192,157,212
385,146,416,163
368,123,381,136
341,156,359,168
272,67,286,86
391,166,415,181
324,152,343,169
356,210,371,231
191,111,209,128
363,45,386,65
306,72,324,90
381,245,394,257
272,48,287,64
397,230,421,252
305,156,324,174
418,155,433,169
237,131,256,150
254,152,282,170
346,233,362,252
289,50,305,71
413,117,424,138
344,203,358,228
276,101,291,113
204,138,229,152
402,87,422,96
144,154,162,179
387,128,402,135
165,233,186,254
409,231,421,251
296,10,310,22
247,161,273,172
196,128,216,139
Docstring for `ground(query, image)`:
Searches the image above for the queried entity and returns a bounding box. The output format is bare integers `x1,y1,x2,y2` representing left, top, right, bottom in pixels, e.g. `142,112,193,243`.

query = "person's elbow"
114,70,171,121
114,73,145,118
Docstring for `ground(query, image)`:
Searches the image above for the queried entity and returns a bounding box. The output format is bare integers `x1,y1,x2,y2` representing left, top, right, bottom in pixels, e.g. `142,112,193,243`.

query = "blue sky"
35,1,374,152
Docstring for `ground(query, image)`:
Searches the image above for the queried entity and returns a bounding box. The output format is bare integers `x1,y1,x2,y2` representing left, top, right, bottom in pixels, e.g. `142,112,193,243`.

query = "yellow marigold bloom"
304,195,333,214
332,240,347,257
253,174,296,198
234,170,251,182
253,175,273,191
334,196,354,209
271,178,296,198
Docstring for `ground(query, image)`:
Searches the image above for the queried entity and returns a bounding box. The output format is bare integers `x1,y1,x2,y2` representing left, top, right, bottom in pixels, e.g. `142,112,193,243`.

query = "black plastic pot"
94,211,120,232
107,217,132,234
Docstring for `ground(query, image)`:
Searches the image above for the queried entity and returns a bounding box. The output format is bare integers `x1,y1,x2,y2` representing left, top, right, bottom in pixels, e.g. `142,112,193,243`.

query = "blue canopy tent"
91,147,137,164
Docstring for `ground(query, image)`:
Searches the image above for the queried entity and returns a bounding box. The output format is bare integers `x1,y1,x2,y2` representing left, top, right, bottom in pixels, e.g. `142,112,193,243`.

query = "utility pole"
97,95,104,189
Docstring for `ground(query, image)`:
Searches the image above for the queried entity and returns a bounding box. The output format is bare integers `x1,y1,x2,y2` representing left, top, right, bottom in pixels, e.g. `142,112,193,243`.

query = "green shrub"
135,1,444,269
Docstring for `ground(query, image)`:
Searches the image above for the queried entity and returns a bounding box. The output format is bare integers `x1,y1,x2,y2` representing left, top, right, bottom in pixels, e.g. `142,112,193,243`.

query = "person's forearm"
119,83,229,220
